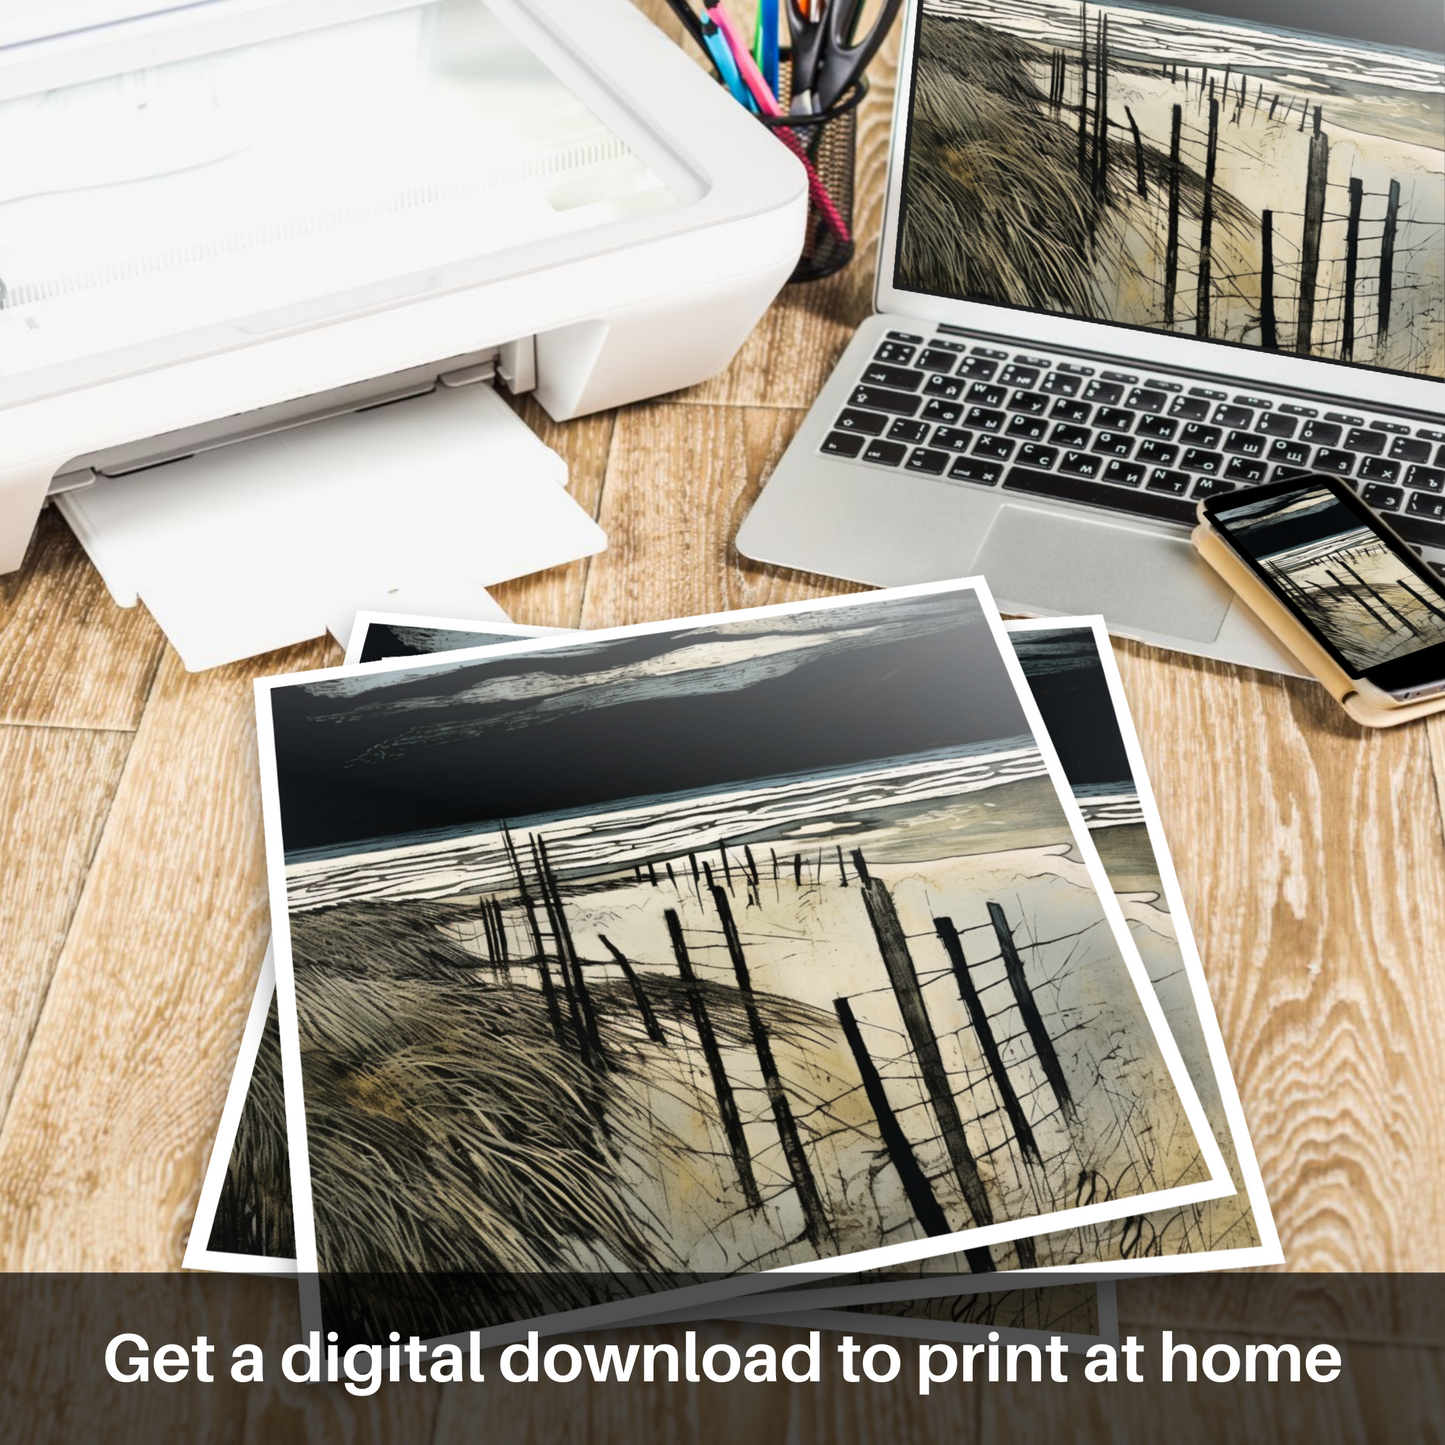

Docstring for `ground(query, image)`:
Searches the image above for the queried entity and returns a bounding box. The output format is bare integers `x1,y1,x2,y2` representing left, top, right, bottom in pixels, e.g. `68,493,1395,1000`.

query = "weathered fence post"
1295,108,1329,356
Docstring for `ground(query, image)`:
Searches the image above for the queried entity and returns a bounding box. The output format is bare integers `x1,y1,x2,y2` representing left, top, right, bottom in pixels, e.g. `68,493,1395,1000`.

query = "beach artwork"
897,0,1444,377
1215,484,1445,670
257,584,1226,1343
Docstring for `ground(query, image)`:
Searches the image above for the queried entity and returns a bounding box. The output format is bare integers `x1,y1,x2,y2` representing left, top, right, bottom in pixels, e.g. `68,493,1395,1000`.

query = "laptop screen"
891,0,1444,381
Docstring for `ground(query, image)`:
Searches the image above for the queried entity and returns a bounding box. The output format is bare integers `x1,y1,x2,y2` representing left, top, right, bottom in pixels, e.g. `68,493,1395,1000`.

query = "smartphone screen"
1203,476,1445,696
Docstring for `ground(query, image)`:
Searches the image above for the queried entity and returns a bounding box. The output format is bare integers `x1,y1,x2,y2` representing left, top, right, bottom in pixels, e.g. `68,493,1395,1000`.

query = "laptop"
738,0,1445,673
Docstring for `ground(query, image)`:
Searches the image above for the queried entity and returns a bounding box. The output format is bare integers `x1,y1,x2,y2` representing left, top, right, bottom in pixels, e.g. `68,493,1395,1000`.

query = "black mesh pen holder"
759,60,867,284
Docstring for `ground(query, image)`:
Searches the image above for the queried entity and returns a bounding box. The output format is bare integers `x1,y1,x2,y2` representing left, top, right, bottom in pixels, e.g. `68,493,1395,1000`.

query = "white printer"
0,0,806,661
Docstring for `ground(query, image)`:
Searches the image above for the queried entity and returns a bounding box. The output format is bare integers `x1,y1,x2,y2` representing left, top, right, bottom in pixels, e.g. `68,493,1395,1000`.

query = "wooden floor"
1,5,1442,1440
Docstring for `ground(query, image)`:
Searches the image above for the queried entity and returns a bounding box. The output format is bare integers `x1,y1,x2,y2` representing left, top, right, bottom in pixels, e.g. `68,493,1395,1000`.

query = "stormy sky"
1214,486,1363,560
1009,627,1134,794
269,590,1036,859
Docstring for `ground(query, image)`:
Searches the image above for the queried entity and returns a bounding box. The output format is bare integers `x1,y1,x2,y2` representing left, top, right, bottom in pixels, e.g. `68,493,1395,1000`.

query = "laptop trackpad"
975,505,1233,643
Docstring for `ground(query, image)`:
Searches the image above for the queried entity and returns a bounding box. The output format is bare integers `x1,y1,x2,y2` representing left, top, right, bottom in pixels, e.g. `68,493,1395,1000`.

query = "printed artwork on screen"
896,0,1444,378
1217,484,1445,669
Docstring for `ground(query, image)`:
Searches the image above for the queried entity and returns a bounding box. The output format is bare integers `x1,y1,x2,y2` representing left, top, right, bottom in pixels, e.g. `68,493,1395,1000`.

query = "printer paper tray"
57,383,604,671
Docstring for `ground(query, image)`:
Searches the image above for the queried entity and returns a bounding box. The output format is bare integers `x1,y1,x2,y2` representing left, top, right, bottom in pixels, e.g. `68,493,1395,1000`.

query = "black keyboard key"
1362,483,1403,511
1137,440,1179,467
1225,456,1268,483
974,435,1016,461
1269,438,1312,467
916,348,959,373
1182,448,1224,475
1180,423,1223,449
888,418,932,444
1008,390,1050,416
998,364,1040,388
1101,370,1138,385
1360,457,1401,483
1169,395,1212,421
821,431,865,457
1127,387,1168,413
1257,413,1298,438
1314,448,1355,476
861,438,908,467
1407,465,1445,494
851,384,921,417
930,427,974,452
1095,406,1134,432
931,339,969,352
1093,432,1134,458
1423,429,1445,443
1060,450,1103,478
1006,414,1048,441
1050,398,1093,424
863,363,925,390
1300,420,1341,446
923,374,966,401
874,342,916,365
923,398,963,424
1192,476,1237,499
887,330,924,343
906,448,950,476
1083,380,1124,405
1057,362,1094,375
1438,445,1445,467
1370,420,1410,435
1344,428,1385,456
1223,430,1266,458
1147,469,1192,495
965,406,1006,433
1051,423,1091,449
1004,466,1196,524
1215,404,1254,429
1017,444,1059,469
971,345,1009,359
1041,372,1081,397
1104,459,1146,487
1280,403,1318,417
835,408,889,436
1136,414,1179,440
967,382,1008,407
1325,411,1363,426
1389,436,1432,464
1407,491,1445,521
957,356,999,380
948,457,1003,486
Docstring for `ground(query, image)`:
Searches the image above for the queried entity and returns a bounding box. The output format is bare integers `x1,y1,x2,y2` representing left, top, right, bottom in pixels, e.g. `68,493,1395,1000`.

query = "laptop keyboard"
822,330,1445,557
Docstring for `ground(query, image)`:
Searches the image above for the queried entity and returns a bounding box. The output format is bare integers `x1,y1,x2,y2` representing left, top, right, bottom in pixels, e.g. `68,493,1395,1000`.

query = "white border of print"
253,578,1234,1344
183,942,293,1278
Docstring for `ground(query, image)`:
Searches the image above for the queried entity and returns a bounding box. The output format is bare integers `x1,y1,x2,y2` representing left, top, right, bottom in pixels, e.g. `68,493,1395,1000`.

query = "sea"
284,738,1052,912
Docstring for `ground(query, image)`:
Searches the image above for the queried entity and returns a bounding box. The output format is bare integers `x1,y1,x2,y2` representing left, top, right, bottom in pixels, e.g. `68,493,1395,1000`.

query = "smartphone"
1198,474,1445,708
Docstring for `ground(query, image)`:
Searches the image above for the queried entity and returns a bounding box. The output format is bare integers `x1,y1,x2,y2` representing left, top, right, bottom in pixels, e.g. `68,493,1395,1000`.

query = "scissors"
786,0,903,113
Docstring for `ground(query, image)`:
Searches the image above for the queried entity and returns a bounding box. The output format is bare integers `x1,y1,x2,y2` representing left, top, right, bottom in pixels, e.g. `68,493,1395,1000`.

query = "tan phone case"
1192,519,1445,729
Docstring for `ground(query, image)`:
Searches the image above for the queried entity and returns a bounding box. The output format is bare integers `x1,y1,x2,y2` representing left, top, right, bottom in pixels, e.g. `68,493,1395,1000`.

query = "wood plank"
1109,638,1445,1270
490,397,614,631
0,726,133,1126
0,509,164,730
580,403,866,630
0,638,337,1270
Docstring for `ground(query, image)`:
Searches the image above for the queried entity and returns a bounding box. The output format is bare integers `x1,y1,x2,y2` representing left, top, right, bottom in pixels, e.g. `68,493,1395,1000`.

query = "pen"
662,0,706,50
705,4,852,246
699,12,756,109
754,0,780,98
